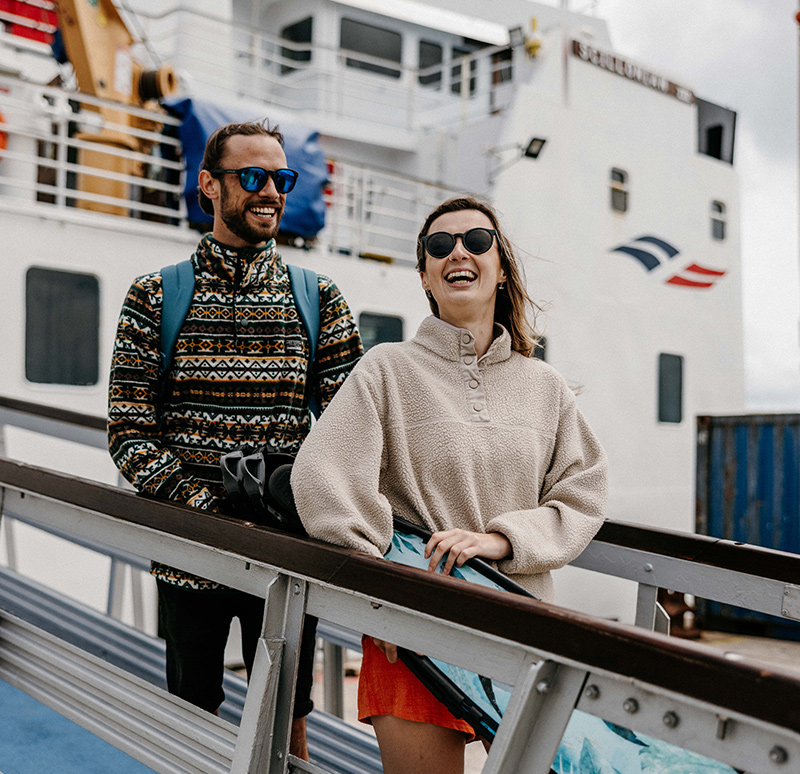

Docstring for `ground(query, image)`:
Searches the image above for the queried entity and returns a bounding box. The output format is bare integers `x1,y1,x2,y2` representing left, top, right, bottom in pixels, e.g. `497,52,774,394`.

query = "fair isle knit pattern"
108,234,363,589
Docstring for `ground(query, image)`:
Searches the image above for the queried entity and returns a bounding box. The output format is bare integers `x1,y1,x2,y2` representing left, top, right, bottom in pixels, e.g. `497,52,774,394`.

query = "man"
108,120,363,758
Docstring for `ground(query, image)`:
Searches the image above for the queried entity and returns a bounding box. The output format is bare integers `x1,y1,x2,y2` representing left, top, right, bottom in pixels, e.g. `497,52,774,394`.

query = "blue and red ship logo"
611,235,726,289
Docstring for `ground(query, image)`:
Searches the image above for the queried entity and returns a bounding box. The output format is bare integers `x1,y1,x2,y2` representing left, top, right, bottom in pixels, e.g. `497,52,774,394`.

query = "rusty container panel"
696,414,800,639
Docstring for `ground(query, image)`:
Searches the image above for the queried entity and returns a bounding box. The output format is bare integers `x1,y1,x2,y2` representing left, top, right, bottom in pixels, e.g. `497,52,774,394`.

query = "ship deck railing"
0,60,458,265
2,395,800,773
128,5,520,133
1,2,522,133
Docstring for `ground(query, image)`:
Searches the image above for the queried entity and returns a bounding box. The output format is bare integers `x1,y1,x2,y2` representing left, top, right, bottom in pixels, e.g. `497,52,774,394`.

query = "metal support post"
0,486,17,571
484,659,589,774
406,66,415,130
55,98,68,209
107,560,147,629
322,641,345,718
107,557,126,619
460,55,469,122
634,582,659,630
232,572,308,774
131,566,145,630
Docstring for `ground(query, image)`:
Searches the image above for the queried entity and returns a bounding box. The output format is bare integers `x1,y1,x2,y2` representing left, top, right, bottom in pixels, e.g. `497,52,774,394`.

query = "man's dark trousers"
157,580,317,716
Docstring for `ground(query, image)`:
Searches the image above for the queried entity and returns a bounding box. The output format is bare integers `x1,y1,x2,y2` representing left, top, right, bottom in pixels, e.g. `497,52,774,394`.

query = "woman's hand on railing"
424,529,512,575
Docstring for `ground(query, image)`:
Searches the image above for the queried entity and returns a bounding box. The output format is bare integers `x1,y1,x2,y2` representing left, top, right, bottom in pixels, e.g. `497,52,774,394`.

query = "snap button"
473,403,484,412
469,380,479,389
461,333,472,344
462,356,474,365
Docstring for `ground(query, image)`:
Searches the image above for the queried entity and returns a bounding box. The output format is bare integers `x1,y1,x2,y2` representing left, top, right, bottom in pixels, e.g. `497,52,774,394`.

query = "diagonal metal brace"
484,659,589,774
231,572,309,774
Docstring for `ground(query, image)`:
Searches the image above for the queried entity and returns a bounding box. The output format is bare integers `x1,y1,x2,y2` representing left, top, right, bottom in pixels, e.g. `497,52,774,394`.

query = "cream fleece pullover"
292,315,608,601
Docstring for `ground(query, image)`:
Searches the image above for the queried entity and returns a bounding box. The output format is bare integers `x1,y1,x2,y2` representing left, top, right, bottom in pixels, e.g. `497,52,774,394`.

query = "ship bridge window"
359,312,403,350
25,267,99,386
340,18,402,79
491,48,513,86
610,168,628,213
281,17,313,75
711,200,726,241
418,40,443,87
451,46,478,96
658,353,683,424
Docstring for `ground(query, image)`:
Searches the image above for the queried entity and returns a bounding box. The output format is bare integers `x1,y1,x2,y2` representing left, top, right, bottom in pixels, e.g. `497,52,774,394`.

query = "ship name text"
572,41,694,104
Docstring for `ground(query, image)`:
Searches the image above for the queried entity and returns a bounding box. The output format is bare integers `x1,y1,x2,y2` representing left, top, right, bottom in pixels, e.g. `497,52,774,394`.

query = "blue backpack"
158,259,322,418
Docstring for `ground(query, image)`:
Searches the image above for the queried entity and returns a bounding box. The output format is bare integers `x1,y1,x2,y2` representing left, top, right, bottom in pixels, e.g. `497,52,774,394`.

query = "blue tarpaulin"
164,98,328,238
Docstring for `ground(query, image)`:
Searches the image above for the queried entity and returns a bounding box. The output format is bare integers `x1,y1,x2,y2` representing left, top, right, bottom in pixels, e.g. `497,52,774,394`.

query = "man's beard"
219,186,283,245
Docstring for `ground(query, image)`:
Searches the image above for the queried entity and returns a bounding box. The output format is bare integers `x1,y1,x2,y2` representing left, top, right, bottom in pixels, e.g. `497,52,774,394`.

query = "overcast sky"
553,0,800,411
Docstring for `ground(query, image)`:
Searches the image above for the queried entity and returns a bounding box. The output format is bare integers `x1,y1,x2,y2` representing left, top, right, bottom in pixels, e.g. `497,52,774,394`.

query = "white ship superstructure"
5,7,800,774
0,0,742,624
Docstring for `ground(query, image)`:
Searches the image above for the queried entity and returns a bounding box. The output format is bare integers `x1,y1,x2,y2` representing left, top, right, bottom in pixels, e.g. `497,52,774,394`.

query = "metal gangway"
1,395,800,773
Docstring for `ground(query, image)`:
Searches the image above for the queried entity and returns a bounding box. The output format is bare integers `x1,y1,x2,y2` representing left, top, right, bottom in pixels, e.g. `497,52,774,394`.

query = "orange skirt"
357,635,476,741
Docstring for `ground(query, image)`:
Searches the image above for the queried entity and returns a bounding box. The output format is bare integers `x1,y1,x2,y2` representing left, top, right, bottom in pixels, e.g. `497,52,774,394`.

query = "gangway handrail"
0,453,799,722
586,518,800,581
2,394,799,587
3,393,800,637
1,455,800,774
0,394,107,449
573,517,800,630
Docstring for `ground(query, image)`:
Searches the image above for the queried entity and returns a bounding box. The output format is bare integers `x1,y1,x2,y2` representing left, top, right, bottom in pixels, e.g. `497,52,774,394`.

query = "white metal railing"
132,6,522,132
0,68,459,262
0,73,187,225
321,162,458,265
2,457,800,774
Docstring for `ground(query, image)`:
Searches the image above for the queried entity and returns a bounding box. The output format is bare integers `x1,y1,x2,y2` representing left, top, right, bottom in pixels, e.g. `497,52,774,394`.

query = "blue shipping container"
696,414,800,639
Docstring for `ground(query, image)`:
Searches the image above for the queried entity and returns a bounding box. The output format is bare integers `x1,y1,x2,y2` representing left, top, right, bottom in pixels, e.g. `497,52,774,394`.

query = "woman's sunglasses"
210,167,299,194
420,227,497,259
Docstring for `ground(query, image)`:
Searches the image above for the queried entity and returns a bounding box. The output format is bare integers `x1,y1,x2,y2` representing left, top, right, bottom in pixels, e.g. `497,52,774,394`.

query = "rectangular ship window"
533,336,547,362
281,17,313,75
711,200,726,241
491,48,513,86
451,46,477,96
610,168,628,213
418,40,443,87
359,312,403,350
658,353,683,424
341,18,402,79
26,267,99,385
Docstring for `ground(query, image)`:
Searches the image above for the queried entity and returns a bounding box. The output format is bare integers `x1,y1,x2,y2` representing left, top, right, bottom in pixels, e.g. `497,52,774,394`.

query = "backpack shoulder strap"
287,264,320,361
286,264,321,417
159,259,196,376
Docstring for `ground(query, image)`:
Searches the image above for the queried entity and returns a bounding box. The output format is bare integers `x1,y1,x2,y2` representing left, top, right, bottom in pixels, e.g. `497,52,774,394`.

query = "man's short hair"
198,120,284,216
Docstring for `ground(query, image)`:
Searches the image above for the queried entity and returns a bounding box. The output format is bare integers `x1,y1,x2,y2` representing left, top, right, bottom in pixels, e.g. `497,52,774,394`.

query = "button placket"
458,331,489,422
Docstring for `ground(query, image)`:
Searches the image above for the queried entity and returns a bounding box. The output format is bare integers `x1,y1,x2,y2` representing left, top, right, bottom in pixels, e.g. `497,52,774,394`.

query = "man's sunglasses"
420,227,497,259
210,167,299,194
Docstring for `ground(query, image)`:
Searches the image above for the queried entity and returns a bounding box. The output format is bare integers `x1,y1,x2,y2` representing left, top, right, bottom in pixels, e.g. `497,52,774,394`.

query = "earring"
498,281,506,290
424,287,433,298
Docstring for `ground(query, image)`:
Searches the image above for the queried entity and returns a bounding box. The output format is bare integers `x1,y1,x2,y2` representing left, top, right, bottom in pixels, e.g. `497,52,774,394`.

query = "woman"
292,196,608,773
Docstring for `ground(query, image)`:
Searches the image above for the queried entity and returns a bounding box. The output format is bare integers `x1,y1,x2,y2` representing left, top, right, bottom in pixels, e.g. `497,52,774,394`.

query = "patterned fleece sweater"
292,315,607,602
108,234,363,588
